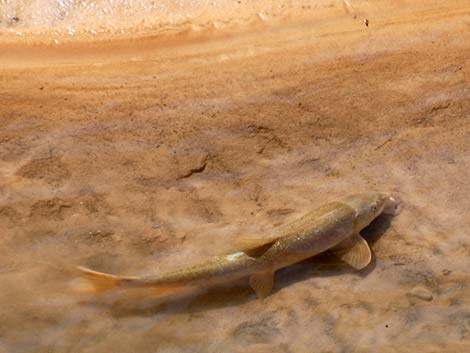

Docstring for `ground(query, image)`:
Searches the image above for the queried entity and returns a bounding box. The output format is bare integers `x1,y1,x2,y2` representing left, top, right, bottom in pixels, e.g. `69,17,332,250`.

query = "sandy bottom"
1,1,470,352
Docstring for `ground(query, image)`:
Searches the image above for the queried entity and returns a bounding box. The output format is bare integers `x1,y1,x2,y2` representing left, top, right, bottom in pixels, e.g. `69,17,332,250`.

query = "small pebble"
409,286,433,301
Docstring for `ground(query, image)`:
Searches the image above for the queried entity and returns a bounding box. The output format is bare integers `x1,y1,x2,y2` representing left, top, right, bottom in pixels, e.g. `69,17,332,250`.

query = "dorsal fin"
229,237,278,256
332,233,372,270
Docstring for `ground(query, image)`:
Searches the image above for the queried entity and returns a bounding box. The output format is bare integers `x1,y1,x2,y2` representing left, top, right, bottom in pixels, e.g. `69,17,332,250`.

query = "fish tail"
74,266,132,293
74,266,187,296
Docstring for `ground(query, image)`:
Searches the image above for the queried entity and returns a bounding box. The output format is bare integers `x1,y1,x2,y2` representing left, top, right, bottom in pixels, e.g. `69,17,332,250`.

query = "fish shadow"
76,279,255,318
82,213,394,317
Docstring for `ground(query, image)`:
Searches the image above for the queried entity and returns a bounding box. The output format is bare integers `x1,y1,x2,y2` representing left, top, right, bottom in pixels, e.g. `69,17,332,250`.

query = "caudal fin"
74,266,188,297
74,266,132,293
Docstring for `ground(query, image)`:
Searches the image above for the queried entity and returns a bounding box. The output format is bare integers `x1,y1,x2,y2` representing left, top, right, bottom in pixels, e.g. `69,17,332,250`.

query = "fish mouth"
383,196,400,215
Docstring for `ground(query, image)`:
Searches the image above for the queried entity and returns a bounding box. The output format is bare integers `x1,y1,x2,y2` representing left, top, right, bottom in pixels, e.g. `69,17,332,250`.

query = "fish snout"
382,195,400,215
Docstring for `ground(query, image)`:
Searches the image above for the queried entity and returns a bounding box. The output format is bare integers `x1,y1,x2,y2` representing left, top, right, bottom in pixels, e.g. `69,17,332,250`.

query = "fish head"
341,192,399,231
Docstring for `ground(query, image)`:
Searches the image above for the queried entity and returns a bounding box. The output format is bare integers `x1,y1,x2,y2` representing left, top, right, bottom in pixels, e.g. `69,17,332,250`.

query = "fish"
76,192,398,299
243,192,398,298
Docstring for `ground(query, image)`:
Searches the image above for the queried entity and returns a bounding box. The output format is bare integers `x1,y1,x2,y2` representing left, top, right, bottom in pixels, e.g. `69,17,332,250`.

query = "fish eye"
370,205,377,212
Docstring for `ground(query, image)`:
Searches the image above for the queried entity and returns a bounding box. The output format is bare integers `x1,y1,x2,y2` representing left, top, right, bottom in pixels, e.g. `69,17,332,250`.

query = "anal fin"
332,233,372,270
249,270,274,299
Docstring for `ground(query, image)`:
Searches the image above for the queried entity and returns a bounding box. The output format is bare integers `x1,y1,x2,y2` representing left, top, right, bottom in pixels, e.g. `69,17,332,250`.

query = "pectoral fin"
333,233,372,270
249,271,274,299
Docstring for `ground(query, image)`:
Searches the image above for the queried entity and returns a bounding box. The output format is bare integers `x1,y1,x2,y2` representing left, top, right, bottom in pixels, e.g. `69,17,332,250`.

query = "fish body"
144,251,263,287
256,191,398,269
77,192,398,298
78,251,263,294
257,201,356,271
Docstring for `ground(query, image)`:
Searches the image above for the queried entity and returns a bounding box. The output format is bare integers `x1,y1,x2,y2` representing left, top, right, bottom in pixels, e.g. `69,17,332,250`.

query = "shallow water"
1,1,470,352
0,0,325,41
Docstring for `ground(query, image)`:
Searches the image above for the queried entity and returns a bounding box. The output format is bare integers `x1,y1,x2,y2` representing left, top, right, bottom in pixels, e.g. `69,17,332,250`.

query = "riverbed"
1,1,470,352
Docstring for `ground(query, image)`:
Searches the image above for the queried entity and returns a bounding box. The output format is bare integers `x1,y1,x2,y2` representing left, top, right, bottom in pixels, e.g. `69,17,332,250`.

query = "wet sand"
1,1,470,352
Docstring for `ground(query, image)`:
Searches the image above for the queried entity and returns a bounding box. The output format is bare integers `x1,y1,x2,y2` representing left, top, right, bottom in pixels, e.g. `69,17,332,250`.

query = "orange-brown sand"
1,1,470,352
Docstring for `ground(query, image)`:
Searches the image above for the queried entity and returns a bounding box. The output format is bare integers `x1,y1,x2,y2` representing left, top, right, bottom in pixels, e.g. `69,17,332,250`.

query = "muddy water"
1,1,470,352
